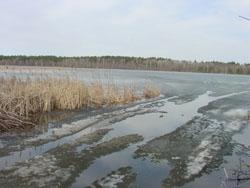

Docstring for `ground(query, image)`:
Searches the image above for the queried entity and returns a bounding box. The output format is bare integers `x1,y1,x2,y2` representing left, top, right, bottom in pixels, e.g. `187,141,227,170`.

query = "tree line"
0,55,250,75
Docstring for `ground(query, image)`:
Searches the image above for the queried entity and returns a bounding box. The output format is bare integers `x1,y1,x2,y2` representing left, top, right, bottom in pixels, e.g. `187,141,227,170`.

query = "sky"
0,0,250,64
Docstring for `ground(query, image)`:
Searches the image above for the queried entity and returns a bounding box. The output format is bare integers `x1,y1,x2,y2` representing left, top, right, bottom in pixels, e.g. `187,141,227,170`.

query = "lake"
0,67,250,188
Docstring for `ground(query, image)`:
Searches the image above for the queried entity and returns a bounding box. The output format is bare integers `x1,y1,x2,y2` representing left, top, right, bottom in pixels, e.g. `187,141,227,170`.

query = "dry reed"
0,76,160,118
143,81,161,98
0,108,36,132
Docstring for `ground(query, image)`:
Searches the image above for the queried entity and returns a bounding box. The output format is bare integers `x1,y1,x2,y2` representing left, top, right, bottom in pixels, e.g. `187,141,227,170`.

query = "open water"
0,67,250,188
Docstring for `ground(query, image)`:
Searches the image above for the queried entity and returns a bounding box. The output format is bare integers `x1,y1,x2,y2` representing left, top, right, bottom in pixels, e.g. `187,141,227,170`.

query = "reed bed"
0,75,160,121
143,81,161,99
0,67,160,131
0,65,68,73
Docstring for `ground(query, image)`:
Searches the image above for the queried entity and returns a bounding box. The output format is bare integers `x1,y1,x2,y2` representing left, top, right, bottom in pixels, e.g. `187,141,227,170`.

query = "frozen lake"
0,67,250,188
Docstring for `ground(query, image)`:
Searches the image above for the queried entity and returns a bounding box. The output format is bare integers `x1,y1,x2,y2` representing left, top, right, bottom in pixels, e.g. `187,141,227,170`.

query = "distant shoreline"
0,55,249,75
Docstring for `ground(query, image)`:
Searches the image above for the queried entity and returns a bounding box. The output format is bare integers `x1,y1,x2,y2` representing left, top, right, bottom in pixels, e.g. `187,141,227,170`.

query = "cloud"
0,0,250,63
225,0,250,14
45,0,119,20
111,7,154,25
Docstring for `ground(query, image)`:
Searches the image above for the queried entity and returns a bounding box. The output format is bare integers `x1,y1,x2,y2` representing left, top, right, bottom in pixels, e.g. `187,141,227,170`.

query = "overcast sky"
0,0,250,63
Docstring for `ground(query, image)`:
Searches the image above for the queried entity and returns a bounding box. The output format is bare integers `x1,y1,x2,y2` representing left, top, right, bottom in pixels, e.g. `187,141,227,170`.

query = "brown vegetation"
0,109,36,132
0,74,160,131
143,82,161,98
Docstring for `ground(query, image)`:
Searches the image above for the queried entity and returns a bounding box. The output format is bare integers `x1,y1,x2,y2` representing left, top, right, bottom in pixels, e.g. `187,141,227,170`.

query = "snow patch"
226,120,243,131
224,109,248,118
98,174,125,188
185,139,218,179
5,154,73,187
25,117,99,144
25,100,159,145
171,157,181,160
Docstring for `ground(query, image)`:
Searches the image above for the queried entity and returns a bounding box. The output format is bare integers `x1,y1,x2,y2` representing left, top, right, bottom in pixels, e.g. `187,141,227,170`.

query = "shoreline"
1,65,250,77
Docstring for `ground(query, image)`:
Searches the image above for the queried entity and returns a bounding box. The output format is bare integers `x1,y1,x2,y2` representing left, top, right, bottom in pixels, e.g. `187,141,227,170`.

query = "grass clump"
0,76,160,118
143,82,161,98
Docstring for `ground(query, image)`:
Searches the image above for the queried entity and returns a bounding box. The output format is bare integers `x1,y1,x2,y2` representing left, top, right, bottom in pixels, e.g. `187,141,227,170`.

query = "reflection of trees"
31,111,74,126
0,128,143,188
0,111,73,158
134,117,235,187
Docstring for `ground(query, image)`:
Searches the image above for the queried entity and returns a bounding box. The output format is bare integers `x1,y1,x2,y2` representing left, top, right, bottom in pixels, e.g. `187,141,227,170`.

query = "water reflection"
0,129,143,188
134,116,243,187
0,69,250,187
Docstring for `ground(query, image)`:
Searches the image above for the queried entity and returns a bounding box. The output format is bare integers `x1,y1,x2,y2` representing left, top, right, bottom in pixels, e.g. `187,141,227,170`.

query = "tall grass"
0,75,160,117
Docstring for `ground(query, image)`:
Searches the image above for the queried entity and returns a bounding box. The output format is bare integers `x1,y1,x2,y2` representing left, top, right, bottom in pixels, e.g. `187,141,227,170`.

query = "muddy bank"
24,100,162,146
133,116,245,187
0,130,143,188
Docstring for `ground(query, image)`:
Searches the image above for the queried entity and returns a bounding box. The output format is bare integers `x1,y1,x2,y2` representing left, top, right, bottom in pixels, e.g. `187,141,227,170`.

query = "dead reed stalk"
0,75,160,120
143,81,161,98
0,108,36,132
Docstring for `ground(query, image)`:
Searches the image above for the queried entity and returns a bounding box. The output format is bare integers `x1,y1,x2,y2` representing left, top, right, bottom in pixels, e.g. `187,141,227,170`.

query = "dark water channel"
0,68,250,188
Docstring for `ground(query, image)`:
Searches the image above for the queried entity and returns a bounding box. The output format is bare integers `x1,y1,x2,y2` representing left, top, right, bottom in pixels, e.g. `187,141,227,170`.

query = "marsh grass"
143,81,161,98
0,70,160,118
